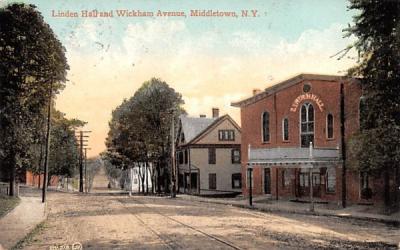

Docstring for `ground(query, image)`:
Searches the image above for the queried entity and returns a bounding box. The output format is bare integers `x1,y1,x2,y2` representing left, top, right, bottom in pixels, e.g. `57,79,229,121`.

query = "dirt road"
22,191,399,249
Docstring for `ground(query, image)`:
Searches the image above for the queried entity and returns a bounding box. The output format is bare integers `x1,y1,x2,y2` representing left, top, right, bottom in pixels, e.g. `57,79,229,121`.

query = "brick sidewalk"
0,188,46,249
178,194,400,226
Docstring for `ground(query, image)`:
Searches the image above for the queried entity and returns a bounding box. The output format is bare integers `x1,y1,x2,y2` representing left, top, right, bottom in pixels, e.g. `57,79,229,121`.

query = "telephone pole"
75,131,91,193
42,81,53,203
170,111,177,198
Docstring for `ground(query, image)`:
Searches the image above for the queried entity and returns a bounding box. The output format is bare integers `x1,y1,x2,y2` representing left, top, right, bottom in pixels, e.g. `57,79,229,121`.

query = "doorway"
264,168,271,194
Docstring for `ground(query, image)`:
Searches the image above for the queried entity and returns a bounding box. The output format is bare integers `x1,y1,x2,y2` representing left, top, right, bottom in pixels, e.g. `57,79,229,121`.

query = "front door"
299,172,309,196
264,168,271,194
298,172,321,197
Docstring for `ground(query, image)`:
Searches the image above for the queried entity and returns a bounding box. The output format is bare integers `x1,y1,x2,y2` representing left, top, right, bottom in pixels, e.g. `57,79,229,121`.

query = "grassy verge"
0,194,20,218
11,221,46,250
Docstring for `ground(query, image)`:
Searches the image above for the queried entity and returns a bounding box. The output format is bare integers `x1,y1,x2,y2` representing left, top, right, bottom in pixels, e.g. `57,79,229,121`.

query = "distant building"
232,73,397,205
124,163,152,193
176,108,242,195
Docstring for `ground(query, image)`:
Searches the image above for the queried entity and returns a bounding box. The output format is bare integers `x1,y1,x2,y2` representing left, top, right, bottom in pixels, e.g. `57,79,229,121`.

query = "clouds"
55,18,357,156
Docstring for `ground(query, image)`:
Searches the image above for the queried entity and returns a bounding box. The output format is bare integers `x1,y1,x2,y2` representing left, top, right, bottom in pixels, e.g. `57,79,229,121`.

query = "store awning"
247,146,341,168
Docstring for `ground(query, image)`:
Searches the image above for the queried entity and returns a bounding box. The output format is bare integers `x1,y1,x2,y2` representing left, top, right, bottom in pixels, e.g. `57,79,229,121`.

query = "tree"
105,78,185,194
47,109,85,181
345,0,400,211
0,4,69,196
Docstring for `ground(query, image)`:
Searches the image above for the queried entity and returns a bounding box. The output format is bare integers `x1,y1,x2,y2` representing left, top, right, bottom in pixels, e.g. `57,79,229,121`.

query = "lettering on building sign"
290,93,324,112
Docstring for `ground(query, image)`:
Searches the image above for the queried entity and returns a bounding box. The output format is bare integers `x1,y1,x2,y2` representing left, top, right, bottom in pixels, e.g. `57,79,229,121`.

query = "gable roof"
179,115,217,143
178,114,241,145
231,73,350,108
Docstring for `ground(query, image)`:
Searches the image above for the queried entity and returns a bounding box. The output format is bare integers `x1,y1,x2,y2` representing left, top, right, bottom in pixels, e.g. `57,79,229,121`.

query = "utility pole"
79,131,84,192
340,82,347,208
42,81,53,203
171,111,176,198
84,148,88,193
75,131,91,193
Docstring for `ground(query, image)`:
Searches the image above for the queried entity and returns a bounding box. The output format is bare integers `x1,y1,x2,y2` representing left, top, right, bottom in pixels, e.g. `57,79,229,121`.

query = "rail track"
117,197,243,250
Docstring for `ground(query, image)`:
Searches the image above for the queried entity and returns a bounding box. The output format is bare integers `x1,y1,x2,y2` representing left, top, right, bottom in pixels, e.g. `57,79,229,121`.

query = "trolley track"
117,196,244,250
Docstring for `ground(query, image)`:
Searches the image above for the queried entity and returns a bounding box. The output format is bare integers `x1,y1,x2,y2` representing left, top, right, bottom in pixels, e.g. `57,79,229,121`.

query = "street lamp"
247,166,253,206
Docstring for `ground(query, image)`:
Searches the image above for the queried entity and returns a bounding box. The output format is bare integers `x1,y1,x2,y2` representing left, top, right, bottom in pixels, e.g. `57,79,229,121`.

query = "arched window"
300,103,314,147
327,114,334,139
282,118,289,141
262,112,270,142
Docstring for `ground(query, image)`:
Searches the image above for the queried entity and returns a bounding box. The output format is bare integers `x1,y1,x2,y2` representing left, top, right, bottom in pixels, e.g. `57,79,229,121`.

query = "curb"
179,196,400,227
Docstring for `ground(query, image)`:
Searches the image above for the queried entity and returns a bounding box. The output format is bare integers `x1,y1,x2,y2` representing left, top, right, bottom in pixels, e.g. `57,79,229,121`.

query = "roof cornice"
231,73,352,108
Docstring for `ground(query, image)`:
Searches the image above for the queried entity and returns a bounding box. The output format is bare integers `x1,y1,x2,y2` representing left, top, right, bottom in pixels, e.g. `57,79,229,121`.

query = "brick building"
232,73,394,205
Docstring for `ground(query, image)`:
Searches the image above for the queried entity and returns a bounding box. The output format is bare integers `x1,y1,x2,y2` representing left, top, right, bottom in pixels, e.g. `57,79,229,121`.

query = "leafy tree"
48,109,85,180
105,78,185,194
345,0,400,211
0,4,69,196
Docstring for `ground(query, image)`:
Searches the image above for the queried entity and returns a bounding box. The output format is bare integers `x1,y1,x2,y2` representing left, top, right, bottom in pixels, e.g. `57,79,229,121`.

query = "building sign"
290,93,324,112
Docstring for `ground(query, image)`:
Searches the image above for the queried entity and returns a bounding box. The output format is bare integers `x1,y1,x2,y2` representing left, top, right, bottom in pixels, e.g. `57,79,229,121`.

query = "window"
327,114,334,139
209,173,216,190
262,111,270,142
208,148,216,164
282,170,290,187
300,103,314,147
361,172,369,189
184,150,188,164
299,173,309,187
326,168,336,193
231,149,241,164
218,130,235,141
282,118,289,141
180,132,185,143
178,152,184,164
232,173,242,189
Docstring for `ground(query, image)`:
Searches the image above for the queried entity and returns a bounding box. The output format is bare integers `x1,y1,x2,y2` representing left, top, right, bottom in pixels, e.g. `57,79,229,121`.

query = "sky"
3,0,358,157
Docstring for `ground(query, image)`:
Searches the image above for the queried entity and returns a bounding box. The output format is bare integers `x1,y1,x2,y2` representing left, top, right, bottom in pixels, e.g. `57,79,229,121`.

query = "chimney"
212,108,219,118
253,89,261,96
200,114,206,118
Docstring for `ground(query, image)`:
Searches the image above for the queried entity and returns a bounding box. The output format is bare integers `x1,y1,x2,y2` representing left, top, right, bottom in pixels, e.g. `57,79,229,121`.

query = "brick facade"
233,74,393,205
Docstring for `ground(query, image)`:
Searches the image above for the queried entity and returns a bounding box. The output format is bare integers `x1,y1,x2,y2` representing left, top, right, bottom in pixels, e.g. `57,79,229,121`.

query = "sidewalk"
0,187,46,250
178,194,400,226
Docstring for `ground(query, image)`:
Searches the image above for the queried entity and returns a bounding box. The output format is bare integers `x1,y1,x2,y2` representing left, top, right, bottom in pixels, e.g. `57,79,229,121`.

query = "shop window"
232,173,242,189
231,149,241,164
262,111,270,142
300,103,314,147
327,114,334,139
209,173,216,190
299,173,309,187
326,168,336,193
282,118,289,141
282,170,291,188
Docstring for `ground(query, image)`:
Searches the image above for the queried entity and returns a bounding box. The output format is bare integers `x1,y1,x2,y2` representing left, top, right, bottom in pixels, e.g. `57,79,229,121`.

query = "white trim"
299,102,315,147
